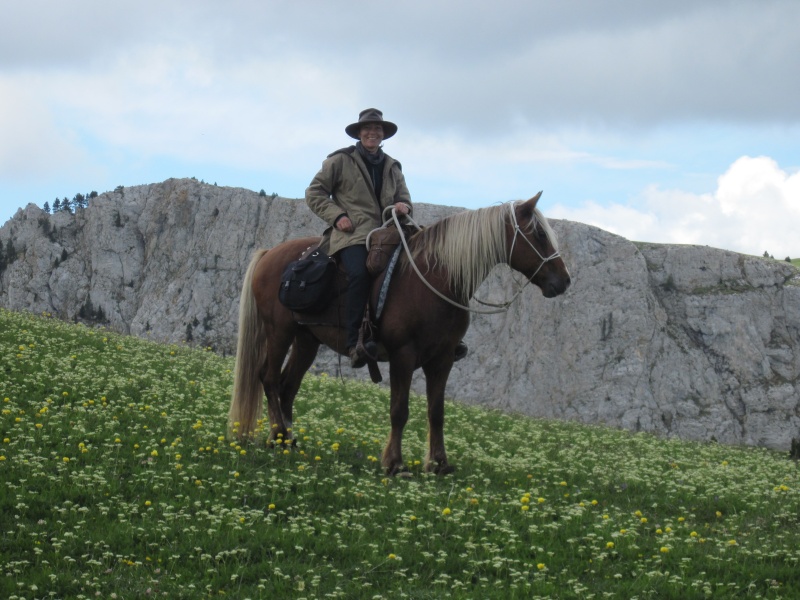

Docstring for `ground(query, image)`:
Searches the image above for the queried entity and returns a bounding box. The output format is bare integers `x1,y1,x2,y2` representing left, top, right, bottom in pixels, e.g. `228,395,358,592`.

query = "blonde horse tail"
229,249,270,439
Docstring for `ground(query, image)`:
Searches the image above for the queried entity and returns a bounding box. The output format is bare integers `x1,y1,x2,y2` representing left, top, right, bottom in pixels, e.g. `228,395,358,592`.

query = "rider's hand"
394,202,410,216
335,216,354,233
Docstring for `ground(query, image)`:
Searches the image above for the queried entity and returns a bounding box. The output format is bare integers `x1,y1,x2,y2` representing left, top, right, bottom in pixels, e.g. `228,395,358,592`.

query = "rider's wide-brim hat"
345,108,398,140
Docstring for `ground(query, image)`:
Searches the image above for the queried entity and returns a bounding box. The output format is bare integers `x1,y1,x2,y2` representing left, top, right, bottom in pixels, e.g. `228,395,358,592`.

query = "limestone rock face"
2,179,798,449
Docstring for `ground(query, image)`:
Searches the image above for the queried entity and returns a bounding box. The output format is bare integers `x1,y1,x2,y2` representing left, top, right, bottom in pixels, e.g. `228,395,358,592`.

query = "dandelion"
660,547,670,553
537,563,546,571
268,504,276,510
640,518,648,524
388,553,397,560
606,542,615,549
442,508,451,516
690,531,698,537
145,501,152,506
520,496,530,504
537,497,545,504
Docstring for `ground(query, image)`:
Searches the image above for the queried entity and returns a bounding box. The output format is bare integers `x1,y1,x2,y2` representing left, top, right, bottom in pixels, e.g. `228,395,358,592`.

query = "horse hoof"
386,465,410,477
426,462,455,476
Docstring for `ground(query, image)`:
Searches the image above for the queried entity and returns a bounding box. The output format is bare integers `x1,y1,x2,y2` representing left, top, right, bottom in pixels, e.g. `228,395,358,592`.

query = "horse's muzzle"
540,274,571,298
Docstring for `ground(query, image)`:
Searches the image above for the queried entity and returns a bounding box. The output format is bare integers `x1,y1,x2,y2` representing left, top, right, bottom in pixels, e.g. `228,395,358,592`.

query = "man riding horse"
305,108,467,368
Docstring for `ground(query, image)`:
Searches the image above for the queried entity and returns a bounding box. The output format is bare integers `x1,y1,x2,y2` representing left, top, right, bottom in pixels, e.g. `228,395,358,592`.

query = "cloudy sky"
2,0,798,257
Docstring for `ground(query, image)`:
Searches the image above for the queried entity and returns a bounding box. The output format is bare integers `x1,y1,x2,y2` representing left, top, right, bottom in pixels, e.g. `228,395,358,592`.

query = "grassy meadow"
1,308,799,599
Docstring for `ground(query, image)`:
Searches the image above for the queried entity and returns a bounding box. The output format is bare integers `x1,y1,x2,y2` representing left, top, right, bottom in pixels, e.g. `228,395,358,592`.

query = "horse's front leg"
383,350,415,476
422,355,456,475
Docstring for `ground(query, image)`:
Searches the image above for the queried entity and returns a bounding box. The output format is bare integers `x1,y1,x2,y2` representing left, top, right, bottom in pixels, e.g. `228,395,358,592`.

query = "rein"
391,204,561,314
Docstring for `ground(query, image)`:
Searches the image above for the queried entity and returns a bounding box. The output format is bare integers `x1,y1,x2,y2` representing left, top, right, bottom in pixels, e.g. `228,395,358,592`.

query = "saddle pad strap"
375,245,402,320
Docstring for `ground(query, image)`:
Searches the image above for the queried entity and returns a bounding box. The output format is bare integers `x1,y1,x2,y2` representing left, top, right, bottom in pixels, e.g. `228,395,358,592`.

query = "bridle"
389,202,562,314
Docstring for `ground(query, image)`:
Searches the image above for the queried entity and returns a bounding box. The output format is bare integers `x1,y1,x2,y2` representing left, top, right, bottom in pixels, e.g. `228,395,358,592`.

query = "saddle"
287,217,416,383
287,247,393,383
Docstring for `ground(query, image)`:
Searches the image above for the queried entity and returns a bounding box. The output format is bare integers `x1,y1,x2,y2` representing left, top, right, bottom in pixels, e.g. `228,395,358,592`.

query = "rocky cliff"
2,178,798,449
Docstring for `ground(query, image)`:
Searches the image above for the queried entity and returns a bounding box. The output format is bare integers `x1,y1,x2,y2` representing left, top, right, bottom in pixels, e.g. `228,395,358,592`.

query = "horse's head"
507,192,571,298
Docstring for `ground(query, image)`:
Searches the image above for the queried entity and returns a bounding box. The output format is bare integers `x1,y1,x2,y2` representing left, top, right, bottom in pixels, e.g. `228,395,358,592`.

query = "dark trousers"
337,245,370,349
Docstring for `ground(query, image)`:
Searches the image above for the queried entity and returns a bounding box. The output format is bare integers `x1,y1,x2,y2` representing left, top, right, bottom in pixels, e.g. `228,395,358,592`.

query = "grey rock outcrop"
2,178,798,449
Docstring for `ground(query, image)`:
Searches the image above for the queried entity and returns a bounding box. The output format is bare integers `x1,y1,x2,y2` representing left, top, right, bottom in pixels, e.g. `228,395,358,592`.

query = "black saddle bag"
278,249,336,312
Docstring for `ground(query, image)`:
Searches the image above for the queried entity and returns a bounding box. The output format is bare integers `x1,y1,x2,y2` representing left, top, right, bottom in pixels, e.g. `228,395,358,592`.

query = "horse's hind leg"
260,333,294,444
422,357,456,475
279,331,320,441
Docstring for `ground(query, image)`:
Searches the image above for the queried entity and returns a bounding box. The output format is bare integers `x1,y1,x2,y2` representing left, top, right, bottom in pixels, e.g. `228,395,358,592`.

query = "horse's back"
255,236,321,272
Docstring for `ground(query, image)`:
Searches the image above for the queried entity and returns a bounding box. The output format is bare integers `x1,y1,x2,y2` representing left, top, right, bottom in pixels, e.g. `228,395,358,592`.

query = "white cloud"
552,156,800,258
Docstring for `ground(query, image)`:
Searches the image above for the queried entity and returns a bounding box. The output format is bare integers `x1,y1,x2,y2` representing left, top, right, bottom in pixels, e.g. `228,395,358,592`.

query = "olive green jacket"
305,146,412,255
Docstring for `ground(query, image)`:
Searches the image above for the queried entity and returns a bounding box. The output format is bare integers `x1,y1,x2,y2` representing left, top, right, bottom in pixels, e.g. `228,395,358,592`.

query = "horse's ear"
517,191,543,220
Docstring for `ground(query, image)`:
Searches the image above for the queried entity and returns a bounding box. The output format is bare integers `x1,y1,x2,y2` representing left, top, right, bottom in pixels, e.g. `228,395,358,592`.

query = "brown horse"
228,192,571,475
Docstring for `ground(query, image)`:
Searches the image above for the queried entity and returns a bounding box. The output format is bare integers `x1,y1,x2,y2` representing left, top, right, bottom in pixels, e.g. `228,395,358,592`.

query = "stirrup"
349,346,367,369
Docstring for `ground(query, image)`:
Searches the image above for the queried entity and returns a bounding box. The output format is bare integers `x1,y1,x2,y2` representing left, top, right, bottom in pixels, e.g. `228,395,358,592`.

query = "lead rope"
391,204,561,314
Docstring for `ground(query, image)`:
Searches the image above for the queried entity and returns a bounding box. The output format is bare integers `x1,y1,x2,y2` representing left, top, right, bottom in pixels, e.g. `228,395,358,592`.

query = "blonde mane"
407,202,558,300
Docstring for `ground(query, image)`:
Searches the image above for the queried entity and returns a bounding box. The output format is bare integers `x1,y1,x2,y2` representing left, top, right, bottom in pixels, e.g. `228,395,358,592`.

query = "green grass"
1,308,799,599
